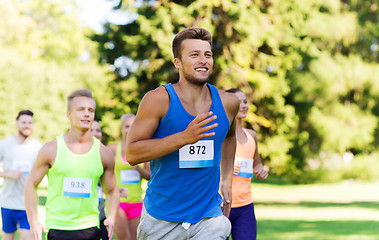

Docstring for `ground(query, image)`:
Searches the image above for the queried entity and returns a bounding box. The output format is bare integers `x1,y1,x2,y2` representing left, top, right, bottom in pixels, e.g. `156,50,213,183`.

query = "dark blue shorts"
1,208,30,233
228,202,257,240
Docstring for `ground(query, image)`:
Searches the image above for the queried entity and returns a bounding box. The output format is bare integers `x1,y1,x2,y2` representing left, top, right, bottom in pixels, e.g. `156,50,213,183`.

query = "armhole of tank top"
95,138,104,174
160,84,173,124
82,137,99,159
208,84,230,130
51,135,62,171
242,128,256,153
243,128,254,142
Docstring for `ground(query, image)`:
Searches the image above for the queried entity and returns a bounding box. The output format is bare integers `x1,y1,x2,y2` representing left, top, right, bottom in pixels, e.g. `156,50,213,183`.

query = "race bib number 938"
63,177,92,198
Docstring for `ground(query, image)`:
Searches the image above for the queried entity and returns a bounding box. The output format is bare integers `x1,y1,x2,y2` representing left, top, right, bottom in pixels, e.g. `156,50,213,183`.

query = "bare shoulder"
107,143,117,154
139,86,170,114
218,89,240,115
38,138,58,166
42,138,58,152
100,143,115,162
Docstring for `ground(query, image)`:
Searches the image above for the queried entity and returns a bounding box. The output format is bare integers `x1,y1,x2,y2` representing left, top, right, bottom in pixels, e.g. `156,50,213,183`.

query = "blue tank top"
144,83,230,223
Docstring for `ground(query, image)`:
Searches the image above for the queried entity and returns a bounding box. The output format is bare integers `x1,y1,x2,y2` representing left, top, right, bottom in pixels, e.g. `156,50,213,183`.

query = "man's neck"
176,80,210,103
65,128,92,144
15,134,30,144
174,80,213,116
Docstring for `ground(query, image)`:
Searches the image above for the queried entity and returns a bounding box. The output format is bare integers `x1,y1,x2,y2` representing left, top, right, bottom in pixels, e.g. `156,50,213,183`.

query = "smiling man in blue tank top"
126,28,240,240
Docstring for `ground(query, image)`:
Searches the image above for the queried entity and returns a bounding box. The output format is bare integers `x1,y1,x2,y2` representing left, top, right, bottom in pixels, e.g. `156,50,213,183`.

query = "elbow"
125,142,151,165
125,150,139,166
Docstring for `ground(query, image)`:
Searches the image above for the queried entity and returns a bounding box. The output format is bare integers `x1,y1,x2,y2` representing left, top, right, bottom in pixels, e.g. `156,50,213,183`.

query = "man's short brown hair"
67,89,95,110
172,28,212,59
16,110,34,120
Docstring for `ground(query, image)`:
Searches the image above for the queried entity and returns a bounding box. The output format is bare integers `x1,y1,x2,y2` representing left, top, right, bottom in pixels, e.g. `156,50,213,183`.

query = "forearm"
0,171,8,178
105,188,120,221
253,155,263,168
135,165,150,180
0,171,16,179
24,181,39,224
126,132,185,165
253,160,263,169
220,135,236,187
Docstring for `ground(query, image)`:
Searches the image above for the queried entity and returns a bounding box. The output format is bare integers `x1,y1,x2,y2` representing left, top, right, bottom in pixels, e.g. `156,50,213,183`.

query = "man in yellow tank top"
25,89,120,240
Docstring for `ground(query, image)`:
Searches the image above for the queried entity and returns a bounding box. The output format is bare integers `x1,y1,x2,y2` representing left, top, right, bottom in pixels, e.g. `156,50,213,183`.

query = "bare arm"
25,140,56,240
100,144,120,239
107,143,117,155
132,162,151,180
0,170,23,180
109,143,151,180
126,87,218,165
247,129,268,181
220,91,240,217
220,120,237,217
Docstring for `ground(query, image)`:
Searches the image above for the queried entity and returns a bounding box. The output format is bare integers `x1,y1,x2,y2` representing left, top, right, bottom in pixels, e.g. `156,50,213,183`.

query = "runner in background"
90,120,109,240
225,88,269,240
0,110,42,240
108,113,150,240
25,89,120,240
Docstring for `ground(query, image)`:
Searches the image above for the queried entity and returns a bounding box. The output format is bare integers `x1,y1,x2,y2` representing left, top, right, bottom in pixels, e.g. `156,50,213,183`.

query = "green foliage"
93,0,379,181
0,0,112,142
342,153,379,181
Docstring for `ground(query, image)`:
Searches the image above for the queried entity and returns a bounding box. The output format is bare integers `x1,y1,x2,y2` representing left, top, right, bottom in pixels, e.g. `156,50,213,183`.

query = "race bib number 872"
179,140,214,168
63,177,92,198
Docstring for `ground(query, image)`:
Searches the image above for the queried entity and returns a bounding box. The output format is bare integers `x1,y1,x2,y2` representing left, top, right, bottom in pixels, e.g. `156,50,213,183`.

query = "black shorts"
48,226,101,240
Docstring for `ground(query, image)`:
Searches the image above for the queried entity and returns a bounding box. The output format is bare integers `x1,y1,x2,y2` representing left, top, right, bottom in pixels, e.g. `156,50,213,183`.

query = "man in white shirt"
0,110,42,240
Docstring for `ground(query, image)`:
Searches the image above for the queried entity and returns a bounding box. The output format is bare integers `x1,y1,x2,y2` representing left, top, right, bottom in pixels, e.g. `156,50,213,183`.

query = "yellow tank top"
46,135,103,230
231,128,255,208
114,143,143,203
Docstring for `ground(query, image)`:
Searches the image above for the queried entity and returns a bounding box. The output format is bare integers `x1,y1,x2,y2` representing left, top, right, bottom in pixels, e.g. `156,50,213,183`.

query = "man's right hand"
182,111,218,144
30,221,47,240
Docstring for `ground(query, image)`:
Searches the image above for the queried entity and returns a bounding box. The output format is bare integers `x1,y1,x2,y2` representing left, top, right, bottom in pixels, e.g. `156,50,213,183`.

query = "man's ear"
174,58,181,69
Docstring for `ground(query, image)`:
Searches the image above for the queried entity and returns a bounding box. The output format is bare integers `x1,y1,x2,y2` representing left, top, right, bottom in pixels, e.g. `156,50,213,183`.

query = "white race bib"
234,157,254,178
63,177,92,198
13,161,32,174
179,140,214,168
120,170,140,184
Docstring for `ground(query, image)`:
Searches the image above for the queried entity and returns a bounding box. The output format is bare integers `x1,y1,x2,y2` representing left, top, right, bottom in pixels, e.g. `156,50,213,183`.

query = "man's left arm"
220,122,236,218
220,91,240,218
100,144,120,239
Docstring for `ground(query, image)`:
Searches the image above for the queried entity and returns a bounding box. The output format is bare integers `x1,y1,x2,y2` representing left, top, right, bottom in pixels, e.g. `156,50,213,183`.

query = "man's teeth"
196,68,207,72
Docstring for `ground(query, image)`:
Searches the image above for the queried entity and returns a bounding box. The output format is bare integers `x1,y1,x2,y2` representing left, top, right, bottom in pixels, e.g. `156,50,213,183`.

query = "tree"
94,0,379,181
0,0,113,142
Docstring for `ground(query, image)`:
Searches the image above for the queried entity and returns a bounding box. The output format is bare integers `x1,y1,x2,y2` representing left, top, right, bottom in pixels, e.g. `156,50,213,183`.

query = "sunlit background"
0,0,378,239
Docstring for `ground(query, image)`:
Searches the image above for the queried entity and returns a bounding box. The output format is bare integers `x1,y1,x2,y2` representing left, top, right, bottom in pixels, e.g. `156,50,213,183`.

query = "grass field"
252,180,379,240
1,180,378,240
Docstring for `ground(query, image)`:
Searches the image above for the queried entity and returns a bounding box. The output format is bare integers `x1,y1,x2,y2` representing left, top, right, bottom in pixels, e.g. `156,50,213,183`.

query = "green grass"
251,181,379,240
1,181,378,240
258,220,378,240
